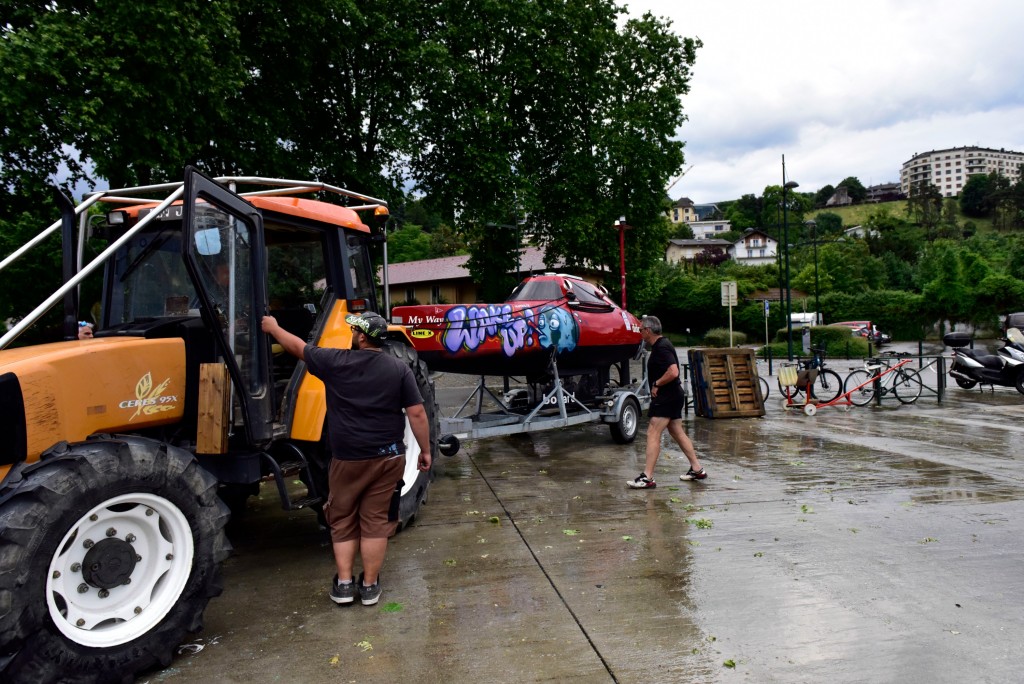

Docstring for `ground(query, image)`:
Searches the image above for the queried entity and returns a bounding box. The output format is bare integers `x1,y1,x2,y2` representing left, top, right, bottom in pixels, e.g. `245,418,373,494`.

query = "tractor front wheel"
0,435,229,684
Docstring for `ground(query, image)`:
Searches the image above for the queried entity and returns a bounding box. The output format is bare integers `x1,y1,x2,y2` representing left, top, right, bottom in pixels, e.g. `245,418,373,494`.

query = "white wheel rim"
46,492,194,648
621,402,637,436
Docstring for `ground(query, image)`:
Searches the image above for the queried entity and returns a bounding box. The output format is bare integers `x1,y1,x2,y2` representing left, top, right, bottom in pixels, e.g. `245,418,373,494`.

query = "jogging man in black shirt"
262,311,431,606
627,315,707,489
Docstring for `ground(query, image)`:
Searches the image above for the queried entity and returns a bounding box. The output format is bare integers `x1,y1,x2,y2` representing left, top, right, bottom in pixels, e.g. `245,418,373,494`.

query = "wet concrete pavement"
147,346,1024,683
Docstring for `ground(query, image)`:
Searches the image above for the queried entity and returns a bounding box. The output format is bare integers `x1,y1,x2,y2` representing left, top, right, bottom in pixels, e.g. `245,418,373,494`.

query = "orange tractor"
0,168,438,682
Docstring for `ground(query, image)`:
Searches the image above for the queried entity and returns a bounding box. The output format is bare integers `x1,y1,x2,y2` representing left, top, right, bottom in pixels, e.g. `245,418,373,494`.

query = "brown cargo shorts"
324,455,405,543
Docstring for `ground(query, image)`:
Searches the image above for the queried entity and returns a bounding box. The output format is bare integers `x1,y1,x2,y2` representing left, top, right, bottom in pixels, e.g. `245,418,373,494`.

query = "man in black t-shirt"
627,315,707,489
262,311,431,606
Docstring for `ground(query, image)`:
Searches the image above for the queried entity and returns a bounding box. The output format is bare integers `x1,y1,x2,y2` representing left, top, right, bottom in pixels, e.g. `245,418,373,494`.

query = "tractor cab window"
107,224,197,323
346,235,376,309
190,205,262,395
265,223,329,398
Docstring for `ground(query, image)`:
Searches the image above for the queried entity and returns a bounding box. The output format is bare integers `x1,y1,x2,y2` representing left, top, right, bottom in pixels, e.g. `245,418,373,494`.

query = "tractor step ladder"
259,444,322,511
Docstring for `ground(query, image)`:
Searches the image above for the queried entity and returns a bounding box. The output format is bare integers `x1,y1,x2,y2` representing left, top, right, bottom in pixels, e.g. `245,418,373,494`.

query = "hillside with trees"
655,172,1024,343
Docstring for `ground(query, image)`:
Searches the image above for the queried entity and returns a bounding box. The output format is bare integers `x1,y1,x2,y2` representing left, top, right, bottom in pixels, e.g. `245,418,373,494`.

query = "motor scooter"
946,327,1024,394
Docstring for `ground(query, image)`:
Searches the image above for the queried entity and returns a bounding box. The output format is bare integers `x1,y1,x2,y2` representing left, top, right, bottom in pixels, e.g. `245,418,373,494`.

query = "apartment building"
900,146,1024,197
668,197,698,224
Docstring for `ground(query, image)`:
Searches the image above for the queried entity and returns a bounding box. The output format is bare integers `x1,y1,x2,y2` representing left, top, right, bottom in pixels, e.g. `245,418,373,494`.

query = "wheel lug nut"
52,570,61,579
76,618,85,626
145,509,154,516
123,578,132,585
71,563,81,572
105,528,117,537
98,589,109,599
83,539,94,549
134,606,143,615
166,553,174,560
135,555,142,562
125,533,136,543
78,583,89,594
89,514,98,521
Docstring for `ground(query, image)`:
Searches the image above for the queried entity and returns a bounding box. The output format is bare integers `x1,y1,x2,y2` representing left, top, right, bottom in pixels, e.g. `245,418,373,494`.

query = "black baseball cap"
345,312,388,339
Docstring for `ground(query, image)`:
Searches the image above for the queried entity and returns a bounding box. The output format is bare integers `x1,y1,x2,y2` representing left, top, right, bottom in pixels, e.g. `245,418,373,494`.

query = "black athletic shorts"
649,396,684,420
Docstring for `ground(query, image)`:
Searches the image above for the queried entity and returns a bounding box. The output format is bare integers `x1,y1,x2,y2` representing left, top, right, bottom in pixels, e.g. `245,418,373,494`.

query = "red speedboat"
391,274,643,379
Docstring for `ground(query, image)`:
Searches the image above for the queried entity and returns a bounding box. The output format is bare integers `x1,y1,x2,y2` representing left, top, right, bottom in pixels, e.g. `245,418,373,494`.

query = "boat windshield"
507,279,564,302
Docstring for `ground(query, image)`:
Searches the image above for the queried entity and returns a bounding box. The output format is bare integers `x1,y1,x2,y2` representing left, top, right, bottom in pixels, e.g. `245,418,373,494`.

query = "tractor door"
182,167,274,446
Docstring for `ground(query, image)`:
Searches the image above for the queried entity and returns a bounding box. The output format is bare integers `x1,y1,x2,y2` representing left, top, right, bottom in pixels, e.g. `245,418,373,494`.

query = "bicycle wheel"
845,369,877,406
894,368,923,404
811,369,843,404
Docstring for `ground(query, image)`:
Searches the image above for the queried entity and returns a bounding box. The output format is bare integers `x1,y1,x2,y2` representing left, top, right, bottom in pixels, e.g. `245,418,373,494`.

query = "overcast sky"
623,0,1024,203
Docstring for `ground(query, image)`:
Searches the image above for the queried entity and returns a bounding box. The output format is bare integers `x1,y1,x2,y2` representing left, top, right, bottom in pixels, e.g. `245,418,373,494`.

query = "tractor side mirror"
195,228,222,256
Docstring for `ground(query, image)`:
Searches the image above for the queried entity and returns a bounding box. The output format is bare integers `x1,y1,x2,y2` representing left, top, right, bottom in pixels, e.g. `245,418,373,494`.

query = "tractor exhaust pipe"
54,186,79,340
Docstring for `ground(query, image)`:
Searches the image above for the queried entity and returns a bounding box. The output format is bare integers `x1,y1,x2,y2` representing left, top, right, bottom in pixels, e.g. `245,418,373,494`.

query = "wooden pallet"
687,348,765,418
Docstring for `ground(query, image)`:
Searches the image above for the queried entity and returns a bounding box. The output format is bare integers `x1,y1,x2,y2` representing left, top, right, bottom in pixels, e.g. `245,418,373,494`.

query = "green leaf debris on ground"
723,659,736,668
443,558,457,566
686,517,713,529
622,535,633,541
380,602,403,613
563,529,580,536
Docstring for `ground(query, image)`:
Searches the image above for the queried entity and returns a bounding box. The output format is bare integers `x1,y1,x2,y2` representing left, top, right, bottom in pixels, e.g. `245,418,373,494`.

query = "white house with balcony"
731,229,778,266
665,229,778,267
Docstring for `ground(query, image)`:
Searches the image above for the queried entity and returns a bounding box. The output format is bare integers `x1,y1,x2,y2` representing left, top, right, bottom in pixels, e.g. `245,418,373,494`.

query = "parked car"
1002,312,1024,338
829,320,890,345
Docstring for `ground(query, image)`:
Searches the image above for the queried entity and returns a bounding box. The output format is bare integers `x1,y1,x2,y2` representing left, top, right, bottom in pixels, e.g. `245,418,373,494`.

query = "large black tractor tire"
385,343,439,530
0,435,230,684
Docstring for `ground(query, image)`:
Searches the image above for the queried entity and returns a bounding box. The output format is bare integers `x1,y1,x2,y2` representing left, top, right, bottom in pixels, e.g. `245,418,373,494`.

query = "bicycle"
777,345,843,405
844,352,923,406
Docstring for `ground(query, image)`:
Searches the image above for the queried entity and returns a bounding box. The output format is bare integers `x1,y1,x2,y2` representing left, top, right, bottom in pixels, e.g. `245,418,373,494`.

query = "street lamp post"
613,217,633,309
782,168,799,360
806,219,820,323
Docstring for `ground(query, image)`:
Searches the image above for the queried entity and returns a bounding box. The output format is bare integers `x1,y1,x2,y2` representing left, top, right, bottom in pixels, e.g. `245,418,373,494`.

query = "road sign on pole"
721,281,738,346
721,281,738,306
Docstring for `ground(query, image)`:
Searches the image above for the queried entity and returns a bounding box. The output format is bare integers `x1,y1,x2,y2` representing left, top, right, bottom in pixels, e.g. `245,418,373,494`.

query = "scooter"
946,327,1024,394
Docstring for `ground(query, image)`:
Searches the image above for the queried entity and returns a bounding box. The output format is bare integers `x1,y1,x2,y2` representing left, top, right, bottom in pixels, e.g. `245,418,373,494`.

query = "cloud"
627,0,1024,201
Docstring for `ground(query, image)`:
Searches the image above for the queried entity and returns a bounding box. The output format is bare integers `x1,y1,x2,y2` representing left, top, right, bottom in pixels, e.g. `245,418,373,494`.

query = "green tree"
411,1,700,302
724,194,761,230
387,224,434,263
906,181,944,238
837,177,867,203
813,184,835,208
810,212,843,236
959,173,998,218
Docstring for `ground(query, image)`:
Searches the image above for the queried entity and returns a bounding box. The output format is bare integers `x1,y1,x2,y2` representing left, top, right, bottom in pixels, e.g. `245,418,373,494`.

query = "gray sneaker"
358,572,382,606
330,575,356,605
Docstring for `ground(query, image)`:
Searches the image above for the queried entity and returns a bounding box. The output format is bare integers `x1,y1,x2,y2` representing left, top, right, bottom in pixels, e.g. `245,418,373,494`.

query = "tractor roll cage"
0,176,388,350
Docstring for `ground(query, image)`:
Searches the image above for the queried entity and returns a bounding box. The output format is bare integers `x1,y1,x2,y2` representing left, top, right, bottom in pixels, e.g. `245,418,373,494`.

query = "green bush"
703,327,747,347
760,327,870,360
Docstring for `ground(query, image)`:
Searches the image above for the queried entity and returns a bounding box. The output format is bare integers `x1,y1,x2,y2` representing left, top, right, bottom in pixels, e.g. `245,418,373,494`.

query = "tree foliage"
1,0,701,319
410,1,700,302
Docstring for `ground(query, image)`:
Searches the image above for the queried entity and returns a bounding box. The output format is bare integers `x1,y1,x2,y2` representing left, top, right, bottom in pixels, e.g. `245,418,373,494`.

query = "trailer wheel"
610,396,641,444
0,436,229,684
384,343,438,530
